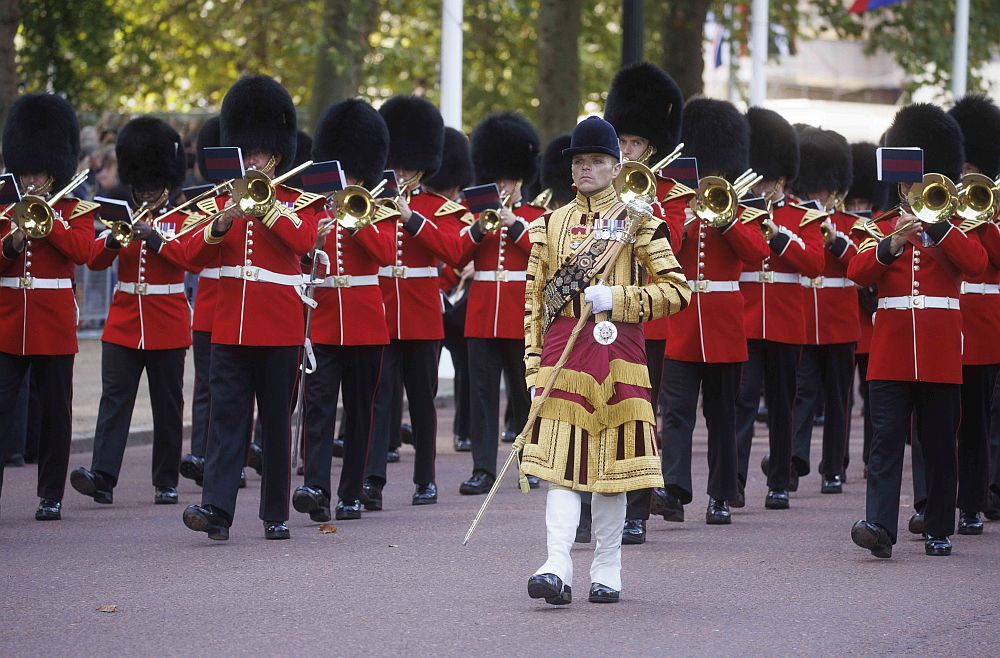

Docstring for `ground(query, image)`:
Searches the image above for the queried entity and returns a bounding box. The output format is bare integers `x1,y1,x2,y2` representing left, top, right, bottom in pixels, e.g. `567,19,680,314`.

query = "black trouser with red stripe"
467,338,529,478
0,353,74,501
868,380,959,540
90,343,185,488
624,339,667,520
189,330,212,457
202,344,298,523
367,339,439,487
662,360,741,503
736,339,802,491
791,343,856,479
302,344,383,504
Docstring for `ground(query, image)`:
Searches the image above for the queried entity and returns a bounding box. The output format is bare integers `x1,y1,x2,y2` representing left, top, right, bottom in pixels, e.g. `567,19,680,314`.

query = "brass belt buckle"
335,275,350,288
759,271,774,284
242,266,260,281
910,295,925,309
696,280,709,293
392,266,406,278
19,275,33,289
496,270,508,282
811,276,824,288
135,283,148,295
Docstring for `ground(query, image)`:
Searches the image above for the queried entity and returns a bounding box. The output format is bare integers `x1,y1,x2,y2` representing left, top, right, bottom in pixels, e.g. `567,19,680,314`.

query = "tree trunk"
659,0,712,100
307,0,378,131
0,0,20,131
536,0,581,145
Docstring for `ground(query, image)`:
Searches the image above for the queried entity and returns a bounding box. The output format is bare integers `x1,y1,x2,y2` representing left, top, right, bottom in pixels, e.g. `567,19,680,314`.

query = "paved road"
2,410,998,657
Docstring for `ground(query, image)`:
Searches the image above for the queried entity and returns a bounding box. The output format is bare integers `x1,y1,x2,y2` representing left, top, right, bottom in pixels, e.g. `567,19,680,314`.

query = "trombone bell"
907,173,958,224
616,161,657,204
12,197,54,239
330,185,378,231
957,173,998,223
694,176,739,228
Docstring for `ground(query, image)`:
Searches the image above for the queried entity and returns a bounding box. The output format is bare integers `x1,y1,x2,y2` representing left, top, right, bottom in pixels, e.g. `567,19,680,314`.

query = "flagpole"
952,0,970,99
440,0,464,129
749,0,769,105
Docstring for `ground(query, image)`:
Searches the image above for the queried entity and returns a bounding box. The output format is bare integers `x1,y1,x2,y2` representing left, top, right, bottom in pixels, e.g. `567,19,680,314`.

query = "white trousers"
533,485,627,591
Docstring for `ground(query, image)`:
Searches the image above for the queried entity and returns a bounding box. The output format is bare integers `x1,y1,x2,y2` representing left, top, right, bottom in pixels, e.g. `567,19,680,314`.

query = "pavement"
3,374,1000,656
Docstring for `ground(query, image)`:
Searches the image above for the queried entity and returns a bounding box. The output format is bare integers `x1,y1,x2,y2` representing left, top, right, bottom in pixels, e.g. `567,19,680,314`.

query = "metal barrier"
75,263,116,338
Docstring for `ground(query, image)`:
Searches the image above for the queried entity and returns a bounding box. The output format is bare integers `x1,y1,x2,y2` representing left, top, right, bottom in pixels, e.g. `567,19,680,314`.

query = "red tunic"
666,209,770,363
848,217,987,384
960,221,1000,366
643,176,692,341
801,209,861,345
739,199,826,345
460,201,543,340
0,197,97,356
310,208,395,346
89,207,195,351
378,188,468,341
185,185,323,347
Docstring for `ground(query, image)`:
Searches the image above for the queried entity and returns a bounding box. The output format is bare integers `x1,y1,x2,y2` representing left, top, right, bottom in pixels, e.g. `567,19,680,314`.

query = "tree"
651,1,713,101
536,0,581,144
0,0,19,129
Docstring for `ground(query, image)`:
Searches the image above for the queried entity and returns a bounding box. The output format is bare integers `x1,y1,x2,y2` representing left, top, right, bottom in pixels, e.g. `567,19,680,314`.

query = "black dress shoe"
412,482,438,505
361,478,383,511
400,423,414,446
588,582,620,603
575,522,592,544
705,498,731,525
332,437,345,458
154,487,178,505
760,454,770,477
183,504,230,540
453,436,472,452
851,519,892,558
386,449,400,464
958,510,983,535
651,488,684,522
908,512,925,535
925,535,952,556
765,490,790,510
292,485,331,522
731,481,746,509
821,475,843,494
335,500,362,520
527,573,571,605
501,431,517,444
459,471,495,495
622,519,646,544
264,521,290,540
788,472,799,493
4,452,25,466
296,464,304,476
239,469,247,488
179,454,204,486
527,475,540,489
247,443,263,475
985,490,1000,521
35,498,61,521
70,467,114,504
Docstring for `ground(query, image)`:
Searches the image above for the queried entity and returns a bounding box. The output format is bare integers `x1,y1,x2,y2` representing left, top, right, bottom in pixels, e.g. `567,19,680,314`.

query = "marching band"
2,63,1000,602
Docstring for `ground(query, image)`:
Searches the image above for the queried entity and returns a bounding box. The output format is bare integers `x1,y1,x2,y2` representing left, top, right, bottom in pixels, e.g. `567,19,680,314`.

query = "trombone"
378,172,422,213
2,170,91,239
873,173,960,240
157,159,313,242
478,181,521,232
956,173,999,224
327,179,388,231
615,142,685,205
689,169,763,229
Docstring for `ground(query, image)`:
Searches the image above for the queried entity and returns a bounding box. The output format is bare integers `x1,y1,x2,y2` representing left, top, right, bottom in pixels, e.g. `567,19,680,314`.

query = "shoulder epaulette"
857,236,879,253
293,191,326,211
662,181,695,203
178,209,206,233
196,197,221,216
68,199,100,219
740,207,768,224
797,206,828,227
958,217,986,234
373,204,401,224
433,198,467,217
458,211,476,226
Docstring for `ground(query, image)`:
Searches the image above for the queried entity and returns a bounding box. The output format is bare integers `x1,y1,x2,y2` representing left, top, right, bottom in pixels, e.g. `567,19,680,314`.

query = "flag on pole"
849,0,907,13
876,147,923,183
711,23,725,70
662,158,700,190
462,184,501,213
300,161,346,195
202,147,245,182
0,173,22,204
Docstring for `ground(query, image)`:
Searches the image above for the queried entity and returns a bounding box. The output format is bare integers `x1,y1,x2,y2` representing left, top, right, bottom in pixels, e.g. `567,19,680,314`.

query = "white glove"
626,199,654,219
584,284,613,313
530,386,537,399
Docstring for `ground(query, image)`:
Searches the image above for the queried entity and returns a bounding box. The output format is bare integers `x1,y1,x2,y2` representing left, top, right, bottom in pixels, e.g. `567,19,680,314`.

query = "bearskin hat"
540,133,574,206
949,94,1000,179
847,142,878,204
885,103,965,182
2,93,81,192
471,112,540,186
115,117,187,194
312,99,389,189
791,126,852,198
220,75,298,175
422,127,472,192
379,95,444,176
747,107,799,183
603,62,683,156
195,116,221,182
680,99,749,181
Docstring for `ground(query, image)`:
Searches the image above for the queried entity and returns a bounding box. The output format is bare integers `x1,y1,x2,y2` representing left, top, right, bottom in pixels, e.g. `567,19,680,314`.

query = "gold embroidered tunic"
521,185,690,493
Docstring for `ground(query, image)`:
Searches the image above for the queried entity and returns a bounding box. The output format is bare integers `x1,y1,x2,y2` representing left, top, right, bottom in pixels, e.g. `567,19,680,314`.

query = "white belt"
687,279,740,293
378,266,438,279
316,274,379,288
219,265,304,287
200,267,220,280
0,276,72,290
473,270,527,282
739,271,799,285
116,282,186,296
799,276,853,289
961,282,1000,295
878,295,960,311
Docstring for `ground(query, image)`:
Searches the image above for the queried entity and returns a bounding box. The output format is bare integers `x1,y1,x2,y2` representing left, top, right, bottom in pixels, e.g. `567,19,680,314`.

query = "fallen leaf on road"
97,605,118,613
388,544,398,548
318,524,337,534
